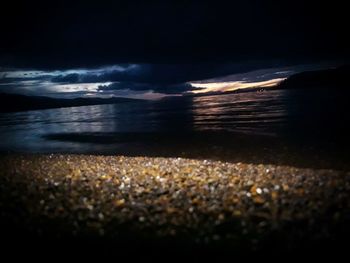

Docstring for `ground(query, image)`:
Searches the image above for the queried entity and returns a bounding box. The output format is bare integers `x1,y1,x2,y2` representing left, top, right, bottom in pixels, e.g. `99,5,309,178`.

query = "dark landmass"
278,65,350,89
0,93,143,113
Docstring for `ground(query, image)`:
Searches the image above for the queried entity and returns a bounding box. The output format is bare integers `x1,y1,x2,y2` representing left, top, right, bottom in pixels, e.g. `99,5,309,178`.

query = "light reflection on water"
0,88,346,153
192,90,288,135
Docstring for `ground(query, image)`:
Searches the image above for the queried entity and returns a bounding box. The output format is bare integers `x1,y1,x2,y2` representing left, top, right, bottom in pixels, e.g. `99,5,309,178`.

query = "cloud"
1,62,340,98
97,82,198,94
0,75,52,84
49,62,282,85
51,73,80,83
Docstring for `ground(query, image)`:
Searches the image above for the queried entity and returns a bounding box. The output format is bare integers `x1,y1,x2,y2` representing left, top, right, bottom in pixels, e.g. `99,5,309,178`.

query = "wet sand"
1,154,349,258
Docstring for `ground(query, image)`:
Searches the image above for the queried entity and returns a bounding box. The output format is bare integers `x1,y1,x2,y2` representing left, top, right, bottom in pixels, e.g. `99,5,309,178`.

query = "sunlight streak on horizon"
189,78,286,94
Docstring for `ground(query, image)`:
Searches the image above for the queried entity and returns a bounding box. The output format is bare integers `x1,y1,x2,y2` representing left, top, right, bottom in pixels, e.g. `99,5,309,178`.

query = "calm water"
0,88,348,155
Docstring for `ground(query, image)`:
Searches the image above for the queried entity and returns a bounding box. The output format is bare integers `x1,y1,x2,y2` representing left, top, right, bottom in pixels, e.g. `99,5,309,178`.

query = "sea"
0,88,348,168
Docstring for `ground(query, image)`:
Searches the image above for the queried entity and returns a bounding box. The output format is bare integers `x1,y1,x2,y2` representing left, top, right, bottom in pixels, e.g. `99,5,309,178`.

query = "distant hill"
277,65,350,89
0,93,143,113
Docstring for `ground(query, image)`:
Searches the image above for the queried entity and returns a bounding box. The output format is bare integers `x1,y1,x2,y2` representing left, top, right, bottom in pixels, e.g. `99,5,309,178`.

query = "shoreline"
2,129,350,171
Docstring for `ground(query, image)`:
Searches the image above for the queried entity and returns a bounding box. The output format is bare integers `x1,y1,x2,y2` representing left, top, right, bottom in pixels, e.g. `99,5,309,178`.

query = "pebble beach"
1,154,349,257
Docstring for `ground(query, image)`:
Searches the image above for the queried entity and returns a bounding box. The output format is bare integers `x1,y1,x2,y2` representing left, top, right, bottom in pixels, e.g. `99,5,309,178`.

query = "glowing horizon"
189,77,286,94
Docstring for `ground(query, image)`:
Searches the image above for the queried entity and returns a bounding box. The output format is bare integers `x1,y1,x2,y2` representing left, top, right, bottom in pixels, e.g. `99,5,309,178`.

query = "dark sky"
0,0,348,97
1,0,348,68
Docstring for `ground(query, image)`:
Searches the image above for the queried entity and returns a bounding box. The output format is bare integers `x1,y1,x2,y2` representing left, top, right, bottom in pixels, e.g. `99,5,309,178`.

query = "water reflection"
192,90,288,135
0,105,118,152
0,88,348,154
0,98,195,153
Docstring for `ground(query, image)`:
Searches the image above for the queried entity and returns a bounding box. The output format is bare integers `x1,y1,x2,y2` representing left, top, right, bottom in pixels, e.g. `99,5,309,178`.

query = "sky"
0,63,339,99
0,1,348,99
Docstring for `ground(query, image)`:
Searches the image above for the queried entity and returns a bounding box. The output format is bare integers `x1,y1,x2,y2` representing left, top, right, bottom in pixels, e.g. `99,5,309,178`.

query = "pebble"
0,154,349,246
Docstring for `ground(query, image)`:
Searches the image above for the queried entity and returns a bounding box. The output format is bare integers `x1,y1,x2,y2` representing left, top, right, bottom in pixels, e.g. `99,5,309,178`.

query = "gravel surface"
1,154,350,255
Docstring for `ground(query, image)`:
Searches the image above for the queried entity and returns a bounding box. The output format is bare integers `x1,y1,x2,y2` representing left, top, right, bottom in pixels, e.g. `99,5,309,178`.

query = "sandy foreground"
1,154,350,256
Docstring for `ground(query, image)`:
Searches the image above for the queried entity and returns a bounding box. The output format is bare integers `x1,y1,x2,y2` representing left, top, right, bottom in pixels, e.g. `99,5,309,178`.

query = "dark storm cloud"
97,82,198,94
0,75,51,84
51,73,80,83
0,0,348,70
0,61,340,97
50,62,279,85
